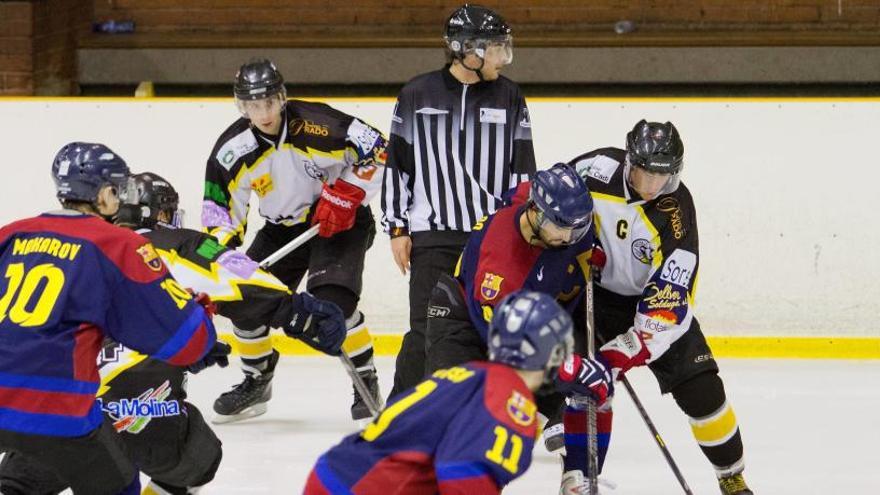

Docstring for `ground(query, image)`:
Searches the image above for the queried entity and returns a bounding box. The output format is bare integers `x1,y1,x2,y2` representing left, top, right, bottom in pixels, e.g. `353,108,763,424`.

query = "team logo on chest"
506,390,536,426
480,272,504,300
251,173,274,197
136,243,163,272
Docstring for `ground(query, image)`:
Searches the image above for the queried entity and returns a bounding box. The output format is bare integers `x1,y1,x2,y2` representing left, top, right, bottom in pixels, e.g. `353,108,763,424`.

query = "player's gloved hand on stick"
556,353,613,406
189,291,217,318
187,341,231,374
313,179,365,238
599,327,650,379
283,293,346,355
590,244,607,269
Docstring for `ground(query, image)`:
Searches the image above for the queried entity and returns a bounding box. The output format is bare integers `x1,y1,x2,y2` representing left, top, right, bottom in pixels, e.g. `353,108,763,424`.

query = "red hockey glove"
556,353,613,406
189,290,217,318
590,244,607,269
599,328,650,378
313,179,365,238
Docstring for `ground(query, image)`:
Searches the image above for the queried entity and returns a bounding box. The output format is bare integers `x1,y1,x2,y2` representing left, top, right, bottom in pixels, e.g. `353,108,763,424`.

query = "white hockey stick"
257,222,381,419
259,224,321,269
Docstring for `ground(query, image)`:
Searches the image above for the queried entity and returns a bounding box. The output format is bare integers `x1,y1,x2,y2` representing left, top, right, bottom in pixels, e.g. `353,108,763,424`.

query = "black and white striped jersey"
571,147,700,361
381,66,536,235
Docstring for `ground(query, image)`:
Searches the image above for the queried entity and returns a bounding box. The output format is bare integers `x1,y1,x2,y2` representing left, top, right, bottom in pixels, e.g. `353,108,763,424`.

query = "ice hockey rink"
167,354,879,494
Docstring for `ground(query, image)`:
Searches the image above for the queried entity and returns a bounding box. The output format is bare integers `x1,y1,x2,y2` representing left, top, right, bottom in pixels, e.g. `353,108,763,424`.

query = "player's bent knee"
150,404,223,488
671,370,726,417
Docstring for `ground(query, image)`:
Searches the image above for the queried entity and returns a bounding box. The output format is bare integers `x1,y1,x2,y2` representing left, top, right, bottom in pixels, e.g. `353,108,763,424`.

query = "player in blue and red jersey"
420,163,602,456
305,290,610,495
0,143,225,495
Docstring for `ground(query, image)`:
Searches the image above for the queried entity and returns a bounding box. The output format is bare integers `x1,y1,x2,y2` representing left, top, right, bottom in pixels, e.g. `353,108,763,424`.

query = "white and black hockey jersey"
571,147,700,361
202,100,388,248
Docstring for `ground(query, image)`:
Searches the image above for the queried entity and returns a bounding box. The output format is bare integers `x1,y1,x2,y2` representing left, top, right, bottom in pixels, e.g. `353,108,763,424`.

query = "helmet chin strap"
459,54,487,82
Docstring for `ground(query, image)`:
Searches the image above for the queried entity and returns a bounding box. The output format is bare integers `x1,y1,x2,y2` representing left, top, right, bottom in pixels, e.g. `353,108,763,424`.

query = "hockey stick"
257,222,381,419
618,373,693,494
339,349,381,417
259,224,321,269
583,271,600,495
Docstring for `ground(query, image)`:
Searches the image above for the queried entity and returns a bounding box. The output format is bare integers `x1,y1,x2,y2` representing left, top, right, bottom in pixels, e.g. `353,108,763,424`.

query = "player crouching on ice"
0,170,350,495
304,290,611,495
0,143,221,495
115,171,350,422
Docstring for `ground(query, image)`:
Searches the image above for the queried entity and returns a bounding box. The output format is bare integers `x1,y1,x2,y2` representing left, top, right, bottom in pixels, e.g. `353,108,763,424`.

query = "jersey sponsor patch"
251,173,275,198
643,281,685,311
480,272,504,300
216,130,258,170
637,309,679,334
349,119,382,157
660,249,696,288
290,118,329,137
577,155,620,184
480,107,506,125
100,380,181,434
506,390,536,427
136,243,163,271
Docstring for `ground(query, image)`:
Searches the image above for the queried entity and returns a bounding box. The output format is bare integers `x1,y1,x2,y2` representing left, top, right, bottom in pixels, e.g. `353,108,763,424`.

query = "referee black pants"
388,231,468,399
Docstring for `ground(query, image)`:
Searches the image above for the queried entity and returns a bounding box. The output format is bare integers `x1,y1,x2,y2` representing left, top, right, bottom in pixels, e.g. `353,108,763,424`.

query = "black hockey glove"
187,341,231,374
283,293,346,356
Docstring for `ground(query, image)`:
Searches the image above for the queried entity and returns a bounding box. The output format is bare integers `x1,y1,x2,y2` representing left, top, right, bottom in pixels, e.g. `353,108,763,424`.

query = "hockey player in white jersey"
565,121,753,495
202,58,388,423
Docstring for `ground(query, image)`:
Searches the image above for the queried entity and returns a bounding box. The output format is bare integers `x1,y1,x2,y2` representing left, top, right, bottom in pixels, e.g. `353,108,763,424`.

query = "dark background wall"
2,0,879,95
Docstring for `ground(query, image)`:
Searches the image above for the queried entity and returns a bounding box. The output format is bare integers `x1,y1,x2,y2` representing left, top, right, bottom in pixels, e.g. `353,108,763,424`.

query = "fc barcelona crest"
506,390,536,427
136,243,163,272
480,272,504,300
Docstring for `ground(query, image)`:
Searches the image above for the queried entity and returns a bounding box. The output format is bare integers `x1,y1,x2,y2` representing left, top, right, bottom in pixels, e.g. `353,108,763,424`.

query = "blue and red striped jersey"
305,362,538,495
0,211,215,437
455,182,596,341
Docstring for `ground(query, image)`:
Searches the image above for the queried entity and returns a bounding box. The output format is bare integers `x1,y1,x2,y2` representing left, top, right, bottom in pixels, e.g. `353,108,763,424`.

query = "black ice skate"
350,369,383,423
718,473,753,495
212,351,279,424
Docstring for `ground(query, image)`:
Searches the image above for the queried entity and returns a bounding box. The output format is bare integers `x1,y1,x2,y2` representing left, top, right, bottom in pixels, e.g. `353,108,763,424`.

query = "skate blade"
212,403,268,424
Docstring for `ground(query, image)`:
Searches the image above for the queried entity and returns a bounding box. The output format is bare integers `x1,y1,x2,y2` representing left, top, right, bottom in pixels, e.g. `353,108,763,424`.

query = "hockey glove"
313,179,365,238
187,341,231,374
284,293,347,355
556,353,613,406
590,244,607,270
192,291,217,318
599,328,651,379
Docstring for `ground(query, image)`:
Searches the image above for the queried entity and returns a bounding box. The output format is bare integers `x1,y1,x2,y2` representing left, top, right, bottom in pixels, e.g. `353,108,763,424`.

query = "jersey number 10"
0,263,65,327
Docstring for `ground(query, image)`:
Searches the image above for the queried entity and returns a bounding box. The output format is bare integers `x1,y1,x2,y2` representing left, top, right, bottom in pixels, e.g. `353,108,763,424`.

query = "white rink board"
0,98,877,337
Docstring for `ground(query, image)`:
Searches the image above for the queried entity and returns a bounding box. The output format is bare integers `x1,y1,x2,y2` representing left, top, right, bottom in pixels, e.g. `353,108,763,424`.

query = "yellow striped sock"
690,401,739,447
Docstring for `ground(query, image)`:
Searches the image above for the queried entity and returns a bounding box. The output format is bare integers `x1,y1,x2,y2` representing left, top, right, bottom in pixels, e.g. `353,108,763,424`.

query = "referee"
381,4,536,398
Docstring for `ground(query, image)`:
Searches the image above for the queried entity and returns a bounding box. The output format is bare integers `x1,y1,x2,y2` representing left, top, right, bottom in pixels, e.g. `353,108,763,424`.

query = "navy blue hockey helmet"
529,163,593,246
488,290,574,374
51,142,131,204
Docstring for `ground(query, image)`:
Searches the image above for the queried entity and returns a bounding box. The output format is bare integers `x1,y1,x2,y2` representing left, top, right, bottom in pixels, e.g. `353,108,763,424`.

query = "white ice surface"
173,357,879,494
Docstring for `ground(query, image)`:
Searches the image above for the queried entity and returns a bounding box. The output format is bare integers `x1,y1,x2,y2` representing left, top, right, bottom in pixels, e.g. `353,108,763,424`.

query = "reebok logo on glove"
320,188,354,209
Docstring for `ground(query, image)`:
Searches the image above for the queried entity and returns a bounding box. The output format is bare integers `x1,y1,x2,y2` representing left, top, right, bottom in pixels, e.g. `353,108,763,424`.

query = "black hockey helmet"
625,120,684,175
445,4,511,44
233,58,285,101
117,172,183,228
